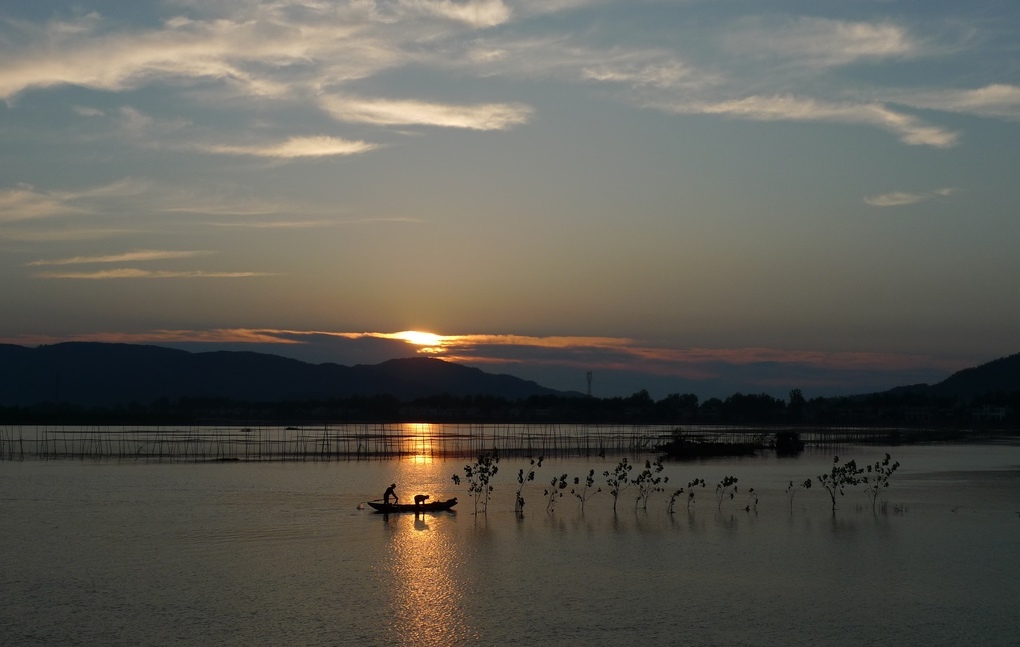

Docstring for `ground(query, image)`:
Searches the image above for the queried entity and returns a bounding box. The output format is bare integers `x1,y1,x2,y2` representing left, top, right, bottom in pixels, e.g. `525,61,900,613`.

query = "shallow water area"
2,442,1018,646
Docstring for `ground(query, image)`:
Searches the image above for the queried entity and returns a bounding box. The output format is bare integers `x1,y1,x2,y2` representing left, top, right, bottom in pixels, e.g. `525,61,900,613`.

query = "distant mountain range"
926,352,1020,397
0,343,1017,408
836,352,1020,400
0,342,568,407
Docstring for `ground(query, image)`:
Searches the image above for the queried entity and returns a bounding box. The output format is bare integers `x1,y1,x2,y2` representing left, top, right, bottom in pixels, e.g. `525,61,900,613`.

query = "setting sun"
393,330,444,347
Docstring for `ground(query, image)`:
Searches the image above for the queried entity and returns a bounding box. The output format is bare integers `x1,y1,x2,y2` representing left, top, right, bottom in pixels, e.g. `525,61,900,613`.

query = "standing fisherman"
383,483,398,505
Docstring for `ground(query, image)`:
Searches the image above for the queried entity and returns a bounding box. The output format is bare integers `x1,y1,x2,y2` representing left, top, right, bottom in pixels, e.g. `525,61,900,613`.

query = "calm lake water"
2,442,1018,646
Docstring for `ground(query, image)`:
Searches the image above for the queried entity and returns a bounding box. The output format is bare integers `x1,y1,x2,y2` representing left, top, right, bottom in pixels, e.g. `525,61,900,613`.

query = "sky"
1,0,1018,400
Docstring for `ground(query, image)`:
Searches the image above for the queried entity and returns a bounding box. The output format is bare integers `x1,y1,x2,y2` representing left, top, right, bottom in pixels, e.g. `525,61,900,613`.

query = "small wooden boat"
367,498,458,514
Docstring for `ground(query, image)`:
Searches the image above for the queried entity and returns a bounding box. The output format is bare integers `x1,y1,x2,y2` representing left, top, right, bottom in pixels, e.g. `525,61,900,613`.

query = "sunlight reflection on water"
385,513,476,646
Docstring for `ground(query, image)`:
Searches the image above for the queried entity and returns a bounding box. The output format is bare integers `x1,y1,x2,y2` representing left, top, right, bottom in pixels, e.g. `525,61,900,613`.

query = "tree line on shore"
2,387,1017,427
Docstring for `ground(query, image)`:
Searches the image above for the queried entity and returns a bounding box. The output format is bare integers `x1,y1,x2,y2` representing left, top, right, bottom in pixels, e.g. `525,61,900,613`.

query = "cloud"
73,105,104,117
320,95,532,130
197,135,379,158
726,17,917,68
205,215,422,228
61,177,152,200
892,84,1020,121
0,178,154,222
864,192,925,207
0,185,81,222
656,95,958,147
188,329,954,376
0,227,141,242
1,1,970,156
33,269,277,279
0,17,240,100
864,187,957,207
27,250,211,266
582,58,696,89
404,0,512,28
510,0,599,15
0,2,523,103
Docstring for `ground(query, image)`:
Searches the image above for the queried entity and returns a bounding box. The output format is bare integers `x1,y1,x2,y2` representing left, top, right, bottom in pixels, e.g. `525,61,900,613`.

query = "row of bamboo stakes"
0,423,976,462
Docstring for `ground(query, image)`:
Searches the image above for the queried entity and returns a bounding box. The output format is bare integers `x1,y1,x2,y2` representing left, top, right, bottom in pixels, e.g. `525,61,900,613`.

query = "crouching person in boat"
383,483,398,505
413,494,430,511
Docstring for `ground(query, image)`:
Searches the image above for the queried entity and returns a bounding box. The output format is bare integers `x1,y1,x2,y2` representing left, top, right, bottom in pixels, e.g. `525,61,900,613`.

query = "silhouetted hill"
0,342,565,407
927,352,1020,398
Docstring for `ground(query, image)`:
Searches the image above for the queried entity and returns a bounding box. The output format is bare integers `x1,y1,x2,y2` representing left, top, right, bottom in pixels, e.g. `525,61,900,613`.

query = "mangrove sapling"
863,453,900,512
570,469,600,514
515,456,543,517
715,476,739,511
785,479,812,511
743,487,758,512
816,455,865,513
684,478,706,510
544,473,568,512
633,459,668,511
452,452,500,514
667,489,686,514
603,457,633,513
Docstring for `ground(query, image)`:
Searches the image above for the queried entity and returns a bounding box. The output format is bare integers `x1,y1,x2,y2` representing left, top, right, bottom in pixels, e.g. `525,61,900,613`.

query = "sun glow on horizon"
392,330,446,347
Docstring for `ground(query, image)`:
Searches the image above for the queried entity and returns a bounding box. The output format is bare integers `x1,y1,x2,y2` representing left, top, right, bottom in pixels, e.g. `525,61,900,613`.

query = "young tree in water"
715,476,739,510
632,459,668,511
816,456,865,513
544,473,569,512
784,479,812,511
514,456,543,518
743,487,758,512
603,457,633,513
667,478,706,513
452,452,500,515
862,453,900,512
570,469,600,514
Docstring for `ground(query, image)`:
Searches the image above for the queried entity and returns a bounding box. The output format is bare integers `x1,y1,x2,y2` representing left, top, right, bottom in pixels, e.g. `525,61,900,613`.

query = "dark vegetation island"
1,343,1018,429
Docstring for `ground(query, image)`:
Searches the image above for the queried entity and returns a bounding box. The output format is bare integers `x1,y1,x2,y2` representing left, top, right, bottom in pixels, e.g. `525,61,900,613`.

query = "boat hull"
367,498,458,514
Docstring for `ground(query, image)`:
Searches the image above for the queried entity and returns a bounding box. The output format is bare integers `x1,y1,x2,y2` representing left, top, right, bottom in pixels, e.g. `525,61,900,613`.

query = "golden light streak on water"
388,513,474,645
400,423,439,465
383,455,475,645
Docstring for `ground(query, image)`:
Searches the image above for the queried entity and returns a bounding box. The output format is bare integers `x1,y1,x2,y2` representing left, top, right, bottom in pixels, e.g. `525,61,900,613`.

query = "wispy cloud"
206,216,424,228
655,95,959,148
59,177,152,200
582,57,698,89
0,227,141,242
156,328,962,375
320,96,532,130
891,84,1020,121
0,185,81,222
33,269,278,279
196,136,379,158
72,105,104,117
405,0,512,28
864,187,957,207
725,18,917,68
27,250,211,266
0,2,989,152
0,178,154,223
0,3,520,104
